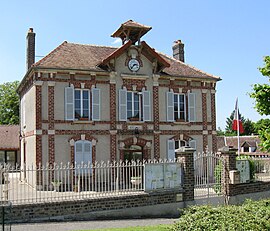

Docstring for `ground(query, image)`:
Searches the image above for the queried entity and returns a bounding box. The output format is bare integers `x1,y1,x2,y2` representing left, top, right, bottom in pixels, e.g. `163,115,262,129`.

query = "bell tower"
111,20,152,45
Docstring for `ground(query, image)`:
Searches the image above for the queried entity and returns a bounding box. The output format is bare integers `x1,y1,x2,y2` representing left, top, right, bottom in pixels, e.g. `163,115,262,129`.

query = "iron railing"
253,158,270,182
0,159,183,205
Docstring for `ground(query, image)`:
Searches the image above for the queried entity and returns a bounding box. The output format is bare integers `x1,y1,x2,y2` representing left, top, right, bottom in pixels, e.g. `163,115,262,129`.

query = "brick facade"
19,22,220,169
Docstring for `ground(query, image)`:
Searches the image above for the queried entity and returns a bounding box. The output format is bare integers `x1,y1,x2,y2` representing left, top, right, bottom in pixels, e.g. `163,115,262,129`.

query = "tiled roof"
224,136,261,148
216,136,226,150
33,42,116,71
0,125,20,150
33,42,220,80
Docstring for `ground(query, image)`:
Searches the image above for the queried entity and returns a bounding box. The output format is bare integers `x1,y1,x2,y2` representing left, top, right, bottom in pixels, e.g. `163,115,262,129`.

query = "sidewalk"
11,218,178,231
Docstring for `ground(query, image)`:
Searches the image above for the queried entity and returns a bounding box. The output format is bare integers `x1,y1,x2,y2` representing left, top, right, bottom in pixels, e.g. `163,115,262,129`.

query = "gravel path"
11,218,178,231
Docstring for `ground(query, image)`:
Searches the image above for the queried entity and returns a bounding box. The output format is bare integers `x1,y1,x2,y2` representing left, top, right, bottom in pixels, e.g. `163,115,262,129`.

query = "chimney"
26,28,36,70
172,40,185,62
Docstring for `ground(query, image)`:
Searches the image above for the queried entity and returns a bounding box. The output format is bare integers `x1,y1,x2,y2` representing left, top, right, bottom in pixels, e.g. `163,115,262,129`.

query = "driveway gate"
194,152,226,203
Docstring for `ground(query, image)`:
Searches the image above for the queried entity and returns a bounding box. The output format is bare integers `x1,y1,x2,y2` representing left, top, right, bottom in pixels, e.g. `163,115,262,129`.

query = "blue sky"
0,0,269,129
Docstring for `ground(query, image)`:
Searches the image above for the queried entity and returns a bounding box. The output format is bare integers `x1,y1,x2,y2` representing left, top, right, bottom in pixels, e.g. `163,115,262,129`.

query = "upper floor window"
65,85,100,121
174,94,185,121
127,92,141,120
75,89,90,119
167,91,196,122
119,87,151,122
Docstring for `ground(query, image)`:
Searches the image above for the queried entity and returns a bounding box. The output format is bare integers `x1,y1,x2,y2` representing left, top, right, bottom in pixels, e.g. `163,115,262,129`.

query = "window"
175,140,186,150
119,88,151,122
75,140,92,174
75,89,90,119
65,86,100,121
0,150,17,168
167,138,196,160
174,94,185,121
167,91,196,122
127,92,141,120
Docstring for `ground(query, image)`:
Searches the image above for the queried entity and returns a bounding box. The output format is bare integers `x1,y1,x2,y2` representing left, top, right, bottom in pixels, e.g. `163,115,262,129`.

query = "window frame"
127,91,142,121
174,93,186,121
74,89,90,120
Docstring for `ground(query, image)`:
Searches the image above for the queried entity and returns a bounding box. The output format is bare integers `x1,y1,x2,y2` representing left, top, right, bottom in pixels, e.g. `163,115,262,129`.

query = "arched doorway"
124,145,143,161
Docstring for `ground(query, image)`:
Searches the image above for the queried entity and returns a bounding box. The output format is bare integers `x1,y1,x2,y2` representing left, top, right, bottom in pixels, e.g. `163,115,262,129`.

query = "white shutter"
119,88,127,121
75,141,92,175
166,91,174,122
75,142,84,164
84,142,92,163
188,92,196,122
189,139,197,150
142,90,151,121
167,139,175,160
65,86,74,121
92,88,100,121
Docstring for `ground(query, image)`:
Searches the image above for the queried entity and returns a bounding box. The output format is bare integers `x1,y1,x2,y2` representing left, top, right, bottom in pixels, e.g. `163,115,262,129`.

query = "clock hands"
131,63,139,69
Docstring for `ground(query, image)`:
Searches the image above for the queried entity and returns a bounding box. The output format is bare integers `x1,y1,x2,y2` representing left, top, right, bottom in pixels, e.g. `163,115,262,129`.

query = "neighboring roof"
33,41,220,80
0,125,20,150
224,136,261,148
216,136,226,150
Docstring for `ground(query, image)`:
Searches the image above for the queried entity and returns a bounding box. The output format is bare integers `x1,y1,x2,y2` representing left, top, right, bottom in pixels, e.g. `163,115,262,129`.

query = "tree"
217,127,225,136
254,119,270,152
0,81,20,125
224,111,256,136
250,56,270,152
250,56,270,115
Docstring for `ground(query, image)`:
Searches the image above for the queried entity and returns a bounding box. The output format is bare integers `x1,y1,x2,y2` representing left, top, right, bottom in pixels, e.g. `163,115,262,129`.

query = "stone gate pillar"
218,146,238,204
175,147,196,202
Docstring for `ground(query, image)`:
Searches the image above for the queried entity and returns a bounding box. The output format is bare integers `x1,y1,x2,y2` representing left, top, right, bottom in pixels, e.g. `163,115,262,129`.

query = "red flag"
232,99,244,134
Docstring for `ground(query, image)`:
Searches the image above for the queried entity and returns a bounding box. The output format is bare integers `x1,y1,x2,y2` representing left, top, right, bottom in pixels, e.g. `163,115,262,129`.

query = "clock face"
128,58,140,72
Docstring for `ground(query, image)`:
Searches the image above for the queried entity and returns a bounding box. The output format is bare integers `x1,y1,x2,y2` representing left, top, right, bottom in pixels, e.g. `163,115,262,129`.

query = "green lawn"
77,224,171,231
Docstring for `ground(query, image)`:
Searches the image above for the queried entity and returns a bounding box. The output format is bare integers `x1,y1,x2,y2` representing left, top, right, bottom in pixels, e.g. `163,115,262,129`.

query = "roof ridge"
67,42,118,49
226,135,259,138
159,51,220,79
33,41,68,67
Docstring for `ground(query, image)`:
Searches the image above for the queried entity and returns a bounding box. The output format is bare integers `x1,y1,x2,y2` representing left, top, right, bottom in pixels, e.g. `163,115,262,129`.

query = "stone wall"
227,181,270,197
2,190,184,223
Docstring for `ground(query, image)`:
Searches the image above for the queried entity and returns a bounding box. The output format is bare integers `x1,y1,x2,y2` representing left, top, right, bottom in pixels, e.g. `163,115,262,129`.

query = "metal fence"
253,158,270,182
0,159,182,205
0,160,145,205
194,152,225,199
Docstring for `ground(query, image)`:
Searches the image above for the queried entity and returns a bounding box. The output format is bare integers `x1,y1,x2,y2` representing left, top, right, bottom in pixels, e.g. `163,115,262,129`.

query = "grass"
77,224,171,231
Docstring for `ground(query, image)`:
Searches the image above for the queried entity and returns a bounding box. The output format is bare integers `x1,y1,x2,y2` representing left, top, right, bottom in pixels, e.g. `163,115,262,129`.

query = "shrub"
214,161,223,193
170,199,270,231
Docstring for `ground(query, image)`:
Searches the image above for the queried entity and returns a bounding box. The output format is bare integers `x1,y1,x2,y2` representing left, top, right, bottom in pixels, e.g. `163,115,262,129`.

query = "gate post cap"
175,146,196,154
218,146,238,154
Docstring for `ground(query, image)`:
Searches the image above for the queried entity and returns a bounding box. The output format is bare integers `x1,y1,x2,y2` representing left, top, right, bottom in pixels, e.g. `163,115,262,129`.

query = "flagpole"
236,99,240,156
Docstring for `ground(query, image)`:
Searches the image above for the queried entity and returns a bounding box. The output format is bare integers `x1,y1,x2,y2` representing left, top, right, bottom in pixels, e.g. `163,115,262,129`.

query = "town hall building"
17,20,220,167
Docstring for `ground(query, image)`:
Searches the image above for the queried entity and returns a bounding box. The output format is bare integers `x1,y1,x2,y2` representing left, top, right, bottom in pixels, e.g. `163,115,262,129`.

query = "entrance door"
124,145,143,161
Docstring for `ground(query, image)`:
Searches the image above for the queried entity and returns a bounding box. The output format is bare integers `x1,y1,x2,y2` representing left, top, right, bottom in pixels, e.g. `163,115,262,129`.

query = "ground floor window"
175,140,187,150
0,150,17,167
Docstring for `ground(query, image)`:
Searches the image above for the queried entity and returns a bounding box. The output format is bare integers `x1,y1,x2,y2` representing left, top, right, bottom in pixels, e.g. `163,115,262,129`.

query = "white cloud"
111,38,122,45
